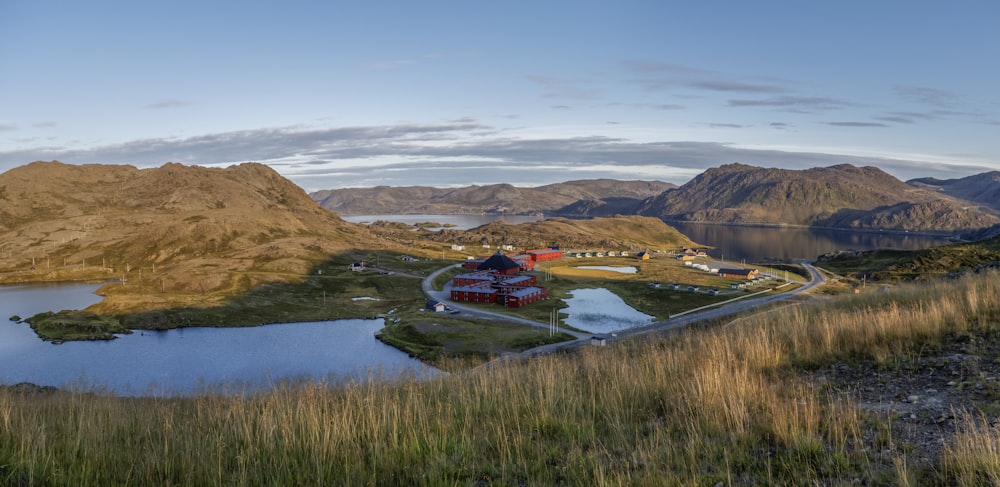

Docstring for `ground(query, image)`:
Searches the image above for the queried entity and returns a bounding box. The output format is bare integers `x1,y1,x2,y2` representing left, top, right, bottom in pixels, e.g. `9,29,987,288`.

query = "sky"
1,1,998,191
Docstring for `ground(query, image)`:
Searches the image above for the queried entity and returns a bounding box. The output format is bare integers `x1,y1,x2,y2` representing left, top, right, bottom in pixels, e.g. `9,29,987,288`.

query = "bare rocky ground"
805,327,1000,478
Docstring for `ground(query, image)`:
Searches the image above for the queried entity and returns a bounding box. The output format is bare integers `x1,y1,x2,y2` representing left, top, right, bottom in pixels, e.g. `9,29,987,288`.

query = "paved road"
421,261,826,361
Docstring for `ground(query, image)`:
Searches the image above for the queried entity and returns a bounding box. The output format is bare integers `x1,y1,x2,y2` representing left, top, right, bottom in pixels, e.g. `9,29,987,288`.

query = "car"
449,310,460,315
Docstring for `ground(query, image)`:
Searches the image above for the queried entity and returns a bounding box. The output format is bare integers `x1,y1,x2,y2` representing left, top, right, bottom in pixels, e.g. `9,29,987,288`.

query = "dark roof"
477,251,521,271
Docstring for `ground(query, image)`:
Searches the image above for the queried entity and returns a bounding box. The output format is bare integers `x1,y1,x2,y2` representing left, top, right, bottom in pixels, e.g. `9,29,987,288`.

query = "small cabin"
426,300,447,312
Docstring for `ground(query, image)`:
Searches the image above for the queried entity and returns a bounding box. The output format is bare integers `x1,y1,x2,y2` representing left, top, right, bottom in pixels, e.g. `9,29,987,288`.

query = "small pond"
0,284,437,396
575,266,638,274
562,288,654,334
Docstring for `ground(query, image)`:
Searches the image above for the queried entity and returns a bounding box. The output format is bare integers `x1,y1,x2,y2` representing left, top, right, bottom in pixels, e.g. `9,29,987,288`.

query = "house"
501,244,515,251
591,336,607,347
451,244,466,251
348,261,365,272
400,255,418,262
637,250,651,260
718,268,759,279
426,300,446,312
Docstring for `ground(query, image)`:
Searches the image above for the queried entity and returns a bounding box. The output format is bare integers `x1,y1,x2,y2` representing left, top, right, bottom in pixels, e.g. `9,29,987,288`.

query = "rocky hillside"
635,163,999,232
0,161,382,305
423,215,699,252
909,171,1000,213
310,179,675,216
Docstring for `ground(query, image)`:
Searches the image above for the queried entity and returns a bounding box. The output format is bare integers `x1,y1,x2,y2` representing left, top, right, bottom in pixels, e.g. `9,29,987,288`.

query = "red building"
523,248,562,263
450,284,498,304
449,252,548,307
505,287,548,308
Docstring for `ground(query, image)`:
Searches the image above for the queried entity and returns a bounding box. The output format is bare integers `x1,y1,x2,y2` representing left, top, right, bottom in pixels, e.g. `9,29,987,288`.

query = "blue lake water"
0,283,437,396
342,214,542,230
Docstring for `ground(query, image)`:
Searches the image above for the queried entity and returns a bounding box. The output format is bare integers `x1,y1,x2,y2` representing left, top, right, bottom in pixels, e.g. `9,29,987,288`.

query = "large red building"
449,252,548,308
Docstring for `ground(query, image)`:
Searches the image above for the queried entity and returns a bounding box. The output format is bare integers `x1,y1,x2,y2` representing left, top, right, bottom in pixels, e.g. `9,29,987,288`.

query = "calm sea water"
342,214,542,230
346,214,951,261
0,284,436,396
669,222,950,262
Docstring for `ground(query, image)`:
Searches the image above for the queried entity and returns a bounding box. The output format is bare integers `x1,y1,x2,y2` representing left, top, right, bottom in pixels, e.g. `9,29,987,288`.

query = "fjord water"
0,284,435,396
342,214,543,230
344,214,951,261
647,222,948,262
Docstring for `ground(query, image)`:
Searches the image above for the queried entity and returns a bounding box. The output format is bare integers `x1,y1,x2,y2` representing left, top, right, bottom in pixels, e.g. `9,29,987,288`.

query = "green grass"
25,310,131,342
376,311,575,367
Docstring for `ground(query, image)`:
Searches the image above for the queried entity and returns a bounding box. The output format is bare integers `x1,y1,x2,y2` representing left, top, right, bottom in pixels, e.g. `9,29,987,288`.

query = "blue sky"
2,1,998,190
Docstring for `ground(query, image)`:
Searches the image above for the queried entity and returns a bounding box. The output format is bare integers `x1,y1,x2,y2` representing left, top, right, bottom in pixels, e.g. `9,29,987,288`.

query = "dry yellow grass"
2,272,1000,484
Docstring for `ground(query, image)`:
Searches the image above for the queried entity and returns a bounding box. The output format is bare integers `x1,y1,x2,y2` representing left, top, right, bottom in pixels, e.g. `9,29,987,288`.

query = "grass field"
4,271,1000,484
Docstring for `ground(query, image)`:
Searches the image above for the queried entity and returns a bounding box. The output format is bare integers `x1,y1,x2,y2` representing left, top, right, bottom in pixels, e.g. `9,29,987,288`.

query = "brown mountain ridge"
635,163,999,232
310,179,676,216
0,161,383,311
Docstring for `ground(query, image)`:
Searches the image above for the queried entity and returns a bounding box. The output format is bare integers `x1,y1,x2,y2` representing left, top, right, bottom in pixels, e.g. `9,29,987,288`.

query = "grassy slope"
817,235,1000,281
426,215,700,252
4,273,1000,484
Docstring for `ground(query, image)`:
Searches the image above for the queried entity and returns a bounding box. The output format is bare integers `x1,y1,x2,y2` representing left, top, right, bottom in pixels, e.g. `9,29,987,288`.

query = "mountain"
635,163,999,232
0,161,378,301
310,179,675,216
424,215,700,251
908,171,1000,213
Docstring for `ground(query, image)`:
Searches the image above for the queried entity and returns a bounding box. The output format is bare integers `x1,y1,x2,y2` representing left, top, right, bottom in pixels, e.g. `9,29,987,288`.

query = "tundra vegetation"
3,272,1000,484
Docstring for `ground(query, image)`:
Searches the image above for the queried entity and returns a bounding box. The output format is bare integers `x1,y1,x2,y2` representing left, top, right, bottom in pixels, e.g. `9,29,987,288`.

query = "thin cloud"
0,122,17,131
652,103,684,111
2,121,995,190
708,123,744,129
824,121,890,128
895,85,956,108
729,96,851,111
144,99,193,109
524,74,597,100
688,80,786,94
33,121,57,128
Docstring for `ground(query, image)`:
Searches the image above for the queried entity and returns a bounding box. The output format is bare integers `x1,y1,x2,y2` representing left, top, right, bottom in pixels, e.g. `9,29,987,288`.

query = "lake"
342,214,542,230
0,284,437,396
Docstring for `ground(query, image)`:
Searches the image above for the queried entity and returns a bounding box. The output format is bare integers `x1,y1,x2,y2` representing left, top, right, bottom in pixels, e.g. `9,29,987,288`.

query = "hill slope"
635,163,998,232
908,171,1000,213
424,215,700,251
310,179,675,216
0,161,381,309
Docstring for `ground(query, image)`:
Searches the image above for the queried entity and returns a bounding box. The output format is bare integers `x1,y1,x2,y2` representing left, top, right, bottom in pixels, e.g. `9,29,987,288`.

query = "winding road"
421,261,826,360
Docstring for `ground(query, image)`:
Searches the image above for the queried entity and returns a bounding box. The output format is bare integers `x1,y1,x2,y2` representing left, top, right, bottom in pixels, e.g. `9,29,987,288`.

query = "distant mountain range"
310,179,676,217
312,163,1000,234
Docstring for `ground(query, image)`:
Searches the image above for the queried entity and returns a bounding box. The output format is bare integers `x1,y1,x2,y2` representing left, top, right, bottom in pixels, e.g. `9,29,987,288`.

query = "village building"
449,251,549,308
637,250,651,260
426,300,446,312
718,268,759,279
